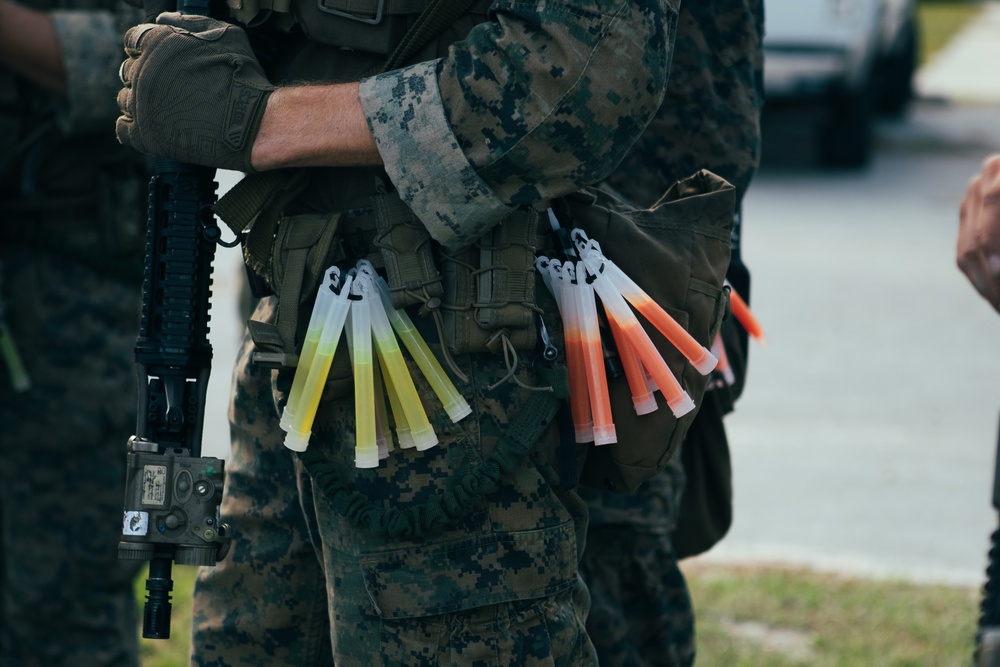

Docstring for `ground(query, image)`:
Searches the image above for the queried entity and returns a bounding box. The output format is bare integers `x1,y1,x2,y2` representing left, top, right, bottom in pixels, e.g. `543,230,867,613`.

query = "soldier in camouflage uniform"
0,1,148,665
115,0,680,663
579,2,765,664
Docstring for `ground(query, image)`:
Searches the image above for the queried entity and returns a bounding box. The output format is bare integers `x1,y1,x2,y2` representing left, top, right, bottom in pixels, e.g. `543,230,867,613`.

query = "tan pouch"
439,209,539,356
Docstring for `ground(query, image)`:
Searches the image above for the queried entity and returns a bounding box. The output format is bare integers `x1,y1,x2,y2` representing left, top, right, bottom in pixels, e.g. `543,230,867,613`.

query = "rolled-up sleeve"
359,0,678,249
49,6,140,134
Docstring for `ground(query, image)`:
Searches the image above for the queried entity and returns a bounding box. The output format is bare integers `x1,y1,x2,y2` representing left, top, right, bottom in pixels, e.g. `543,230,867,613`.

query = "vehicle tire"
878,17,918,116
819,82,875,168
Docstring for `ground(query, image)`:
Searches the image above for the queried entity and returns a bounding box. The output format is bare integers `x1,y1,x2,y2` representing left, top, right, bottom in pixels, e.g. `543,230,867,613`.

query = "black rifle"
976,412,1000,666
117,0,233,640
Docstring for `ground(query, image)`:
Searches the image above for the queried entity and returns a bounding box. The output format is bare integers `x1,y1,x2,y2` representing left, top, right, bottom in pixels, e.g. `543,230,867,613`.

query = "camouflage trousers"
191,297,596,666
0,251,142,667
579,449,694,667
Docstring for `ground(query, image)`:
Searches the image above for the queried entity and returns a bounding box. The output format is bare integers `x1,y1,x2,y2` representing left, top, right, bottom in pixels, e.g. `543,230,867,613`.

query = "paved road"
696,99,1000,586
199,11,1000,587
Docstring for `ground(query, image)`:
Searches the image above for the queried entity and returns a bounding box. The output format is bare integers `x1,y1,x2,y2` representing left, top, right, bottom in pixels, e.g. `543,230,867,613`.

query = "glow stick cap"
355,446,379,469
411,426,439,451
667,392,696,418
279,408,294,433
443,397,473,423
377,437,389,460
283,428,311,452
592,424,617,446
397,427,415,449
632,393,658,416
691,348,718,376
575,423,595,444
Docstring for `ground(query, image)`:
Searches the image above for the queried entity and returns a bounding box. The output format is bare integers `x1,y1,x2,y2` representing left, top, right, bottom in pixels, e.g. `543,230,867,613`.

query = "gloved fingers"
118,56,139,88
155,11,232,39
116,84,133,117
115,115,135,148
123,22,161,55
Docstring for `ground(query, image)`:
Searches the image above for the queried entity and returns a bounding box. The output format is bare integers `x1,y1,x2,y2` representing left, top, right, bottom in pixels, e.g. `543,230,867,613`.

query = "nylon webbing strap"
297,366,566,538
379,0,478,73
214,169,310,278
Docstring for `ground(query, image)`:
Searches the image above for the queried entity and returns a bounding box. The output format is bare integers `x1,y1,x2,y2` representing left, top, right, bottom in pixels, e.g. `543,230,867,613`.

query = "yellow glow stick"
358,262,471,423
377,344,414,449
283,273,353,452
0,320,30,393
372,350,393,460
578,255,695,419
360,272,438,451
573,260,616,445
573,230,717,375
281,268,339,433
349,278,379,468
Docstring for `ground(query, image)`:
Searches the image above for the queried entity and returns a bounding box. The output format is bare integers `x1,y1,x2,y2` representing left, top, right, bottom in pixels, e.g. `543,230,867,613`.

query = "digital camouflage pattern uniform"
579,1,765,665
188,0,681,664
0,2,148,666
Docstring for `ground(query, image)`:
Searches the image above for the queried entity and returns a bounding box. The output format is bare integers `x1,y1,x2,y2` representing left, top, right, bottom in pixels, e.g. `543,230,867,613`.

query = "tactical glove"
116,13,274,173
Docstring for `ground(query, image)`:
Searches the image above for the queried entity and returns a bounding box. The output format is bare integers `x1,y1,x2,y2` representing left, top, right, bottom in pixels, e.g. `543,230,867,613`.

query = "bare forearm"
251,83,382,171
0,0,65,94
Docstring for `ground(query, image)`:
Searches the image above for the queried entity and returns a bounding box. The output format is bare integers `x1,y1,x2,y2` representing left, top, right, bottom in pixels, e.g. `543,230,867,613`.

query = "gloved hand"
116,12,275,173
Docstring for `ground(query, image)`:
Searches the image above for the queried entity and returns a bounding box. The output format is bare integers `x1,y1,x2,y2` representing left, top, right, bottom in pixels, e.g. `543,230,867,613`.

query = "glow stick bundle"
279,261,471,466
536,222,723,445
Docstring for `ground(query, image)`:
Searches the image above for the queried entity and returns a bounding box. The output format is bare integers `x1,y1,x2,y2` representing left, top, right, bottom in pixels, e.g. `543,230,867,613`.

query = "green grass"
918,1,987,66
137,562,982,666
685,562,981,667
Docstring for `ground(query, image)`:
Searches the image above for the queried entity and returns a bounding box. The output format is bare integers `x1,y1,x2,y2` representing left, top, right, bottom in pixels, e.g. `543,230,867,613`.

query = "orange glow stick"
572,231,716,375
607,313,657,415
711,333,735,387
574,261,616,445
726,282,766,344
558,262,594,443
579,257,695,418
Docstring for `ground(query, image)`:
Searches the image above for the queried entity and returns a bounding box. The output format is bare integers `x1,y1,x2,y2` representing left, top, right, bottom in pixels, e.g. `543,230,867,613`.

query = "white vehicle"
764,0,919,166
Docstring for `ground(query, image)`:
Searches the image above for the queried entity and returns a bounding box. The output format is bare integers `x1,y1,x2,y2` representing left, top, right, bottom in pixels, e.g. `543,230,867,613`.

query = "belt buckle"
317,0,385,25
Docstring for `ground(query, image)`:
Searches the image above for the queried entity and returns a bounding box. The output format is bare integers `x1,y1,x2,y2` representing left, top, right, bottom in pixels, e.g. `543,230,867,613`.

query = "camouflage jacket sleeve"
49,4,142,134
358,0,678,250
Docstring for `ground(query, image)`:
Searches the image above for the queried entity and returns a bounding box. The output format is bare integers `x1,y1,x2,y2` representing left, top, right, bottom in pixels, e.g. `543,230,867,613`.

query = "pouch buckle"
317,0,384,25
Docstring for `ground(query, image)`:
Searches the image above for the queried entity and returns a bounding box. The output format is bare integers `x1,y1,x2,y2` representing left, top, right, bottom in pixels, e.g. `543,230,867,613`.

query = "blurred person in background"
0,1,148,665
959,154,1000,314
578,1,765,664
